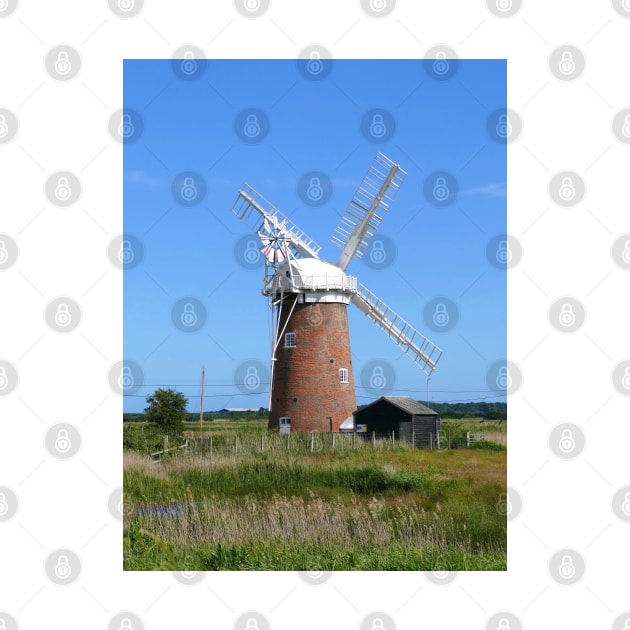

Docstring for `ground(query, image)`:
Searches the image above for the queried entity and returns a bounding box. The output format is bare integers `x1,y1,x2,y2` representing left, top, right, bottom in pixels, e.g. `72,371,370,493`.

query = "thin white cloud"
458,182,507,198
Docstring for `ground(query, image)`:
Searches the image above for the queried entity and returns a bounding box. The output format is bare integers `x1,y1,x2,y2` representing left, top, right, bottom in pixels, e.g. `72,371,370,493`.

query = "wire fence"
132,429,505,459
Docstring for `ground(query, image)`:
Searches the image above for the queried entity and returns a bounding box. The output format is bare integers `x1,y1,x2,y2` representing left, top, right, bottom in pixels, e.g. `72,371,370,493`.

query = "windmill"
231,152,443,433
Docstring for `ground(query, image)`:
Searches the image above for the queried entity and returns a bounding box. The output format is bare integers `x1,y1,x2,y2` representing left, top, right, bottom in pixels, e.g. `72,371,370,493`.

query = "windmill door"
279,417,291,434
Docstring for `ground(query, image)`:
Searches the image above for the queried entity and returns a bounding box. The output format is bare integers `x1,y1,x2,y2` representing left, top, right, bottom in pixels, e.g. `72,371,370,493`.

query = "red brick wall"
268,296,357,432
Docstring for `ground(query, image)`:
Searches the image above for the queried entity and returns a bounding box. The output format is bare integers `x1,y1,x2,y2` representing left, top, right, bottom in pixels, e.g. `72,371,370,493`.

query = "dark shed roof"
355,396,437,416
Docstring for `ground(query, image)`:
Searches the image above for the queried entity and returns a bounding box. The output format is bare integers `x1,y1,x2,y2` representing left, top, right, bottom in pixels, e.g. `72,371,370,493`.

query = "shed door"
279,417,291,434
399,421,412,442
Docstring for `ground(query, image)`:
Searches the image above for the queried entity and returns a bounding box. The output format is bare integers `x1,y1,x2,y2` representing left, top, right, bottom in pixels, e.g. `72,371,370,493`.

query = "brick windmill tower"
231,153,443,433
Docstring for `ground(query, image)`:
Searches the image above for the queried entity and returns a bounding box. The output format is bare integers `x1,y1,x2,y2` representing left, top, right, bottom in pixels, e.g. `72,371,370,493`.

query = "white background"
1,1,629,629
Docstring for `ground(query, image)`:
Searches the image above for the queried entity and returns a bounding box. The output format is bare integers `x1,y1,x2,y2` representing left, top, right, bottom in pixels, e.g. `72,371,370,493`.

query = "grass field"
123,420,507,570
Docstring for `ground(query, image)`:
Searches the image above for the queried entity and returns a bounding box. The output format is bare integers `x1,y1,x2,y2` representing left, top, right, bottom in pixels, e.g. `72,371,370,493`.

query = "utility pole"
199,365,205,438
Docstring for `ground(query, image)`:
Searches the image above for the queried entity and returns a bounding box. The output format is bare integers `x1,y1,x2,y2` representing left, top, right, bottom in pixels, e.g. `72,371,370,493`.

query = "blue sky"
123,58,506,413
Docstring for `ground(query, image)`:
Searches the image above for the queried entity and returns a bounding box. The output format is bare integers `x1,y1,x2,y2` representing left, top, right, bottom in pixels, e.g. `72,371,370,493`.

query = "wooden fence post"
260,434,264,452
391,431,395,448
310,432,314,453
332,433,336,449
412,431,416,449
352,432,355,449
235,434,238,454
163,435,169,453
372,431,376,448
429,433,433,450
209,435,212,458
466,431,470,448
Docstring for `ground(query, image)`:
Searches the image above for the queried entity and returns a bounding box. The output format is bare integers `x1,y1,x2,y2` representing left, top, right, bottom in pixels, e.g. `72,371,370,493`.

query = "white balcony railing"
266,273,357,294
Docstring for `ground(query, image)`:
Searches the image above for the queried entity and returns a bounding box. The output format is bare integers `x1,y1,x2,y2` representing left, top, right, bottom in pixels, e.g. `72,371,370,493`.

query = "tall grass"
123,447,507,570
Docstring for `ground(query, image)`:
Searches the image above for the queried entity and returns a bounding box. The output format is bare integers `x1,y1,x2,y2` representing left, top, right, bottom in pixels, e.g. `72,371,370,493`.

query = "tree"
144,388,188,435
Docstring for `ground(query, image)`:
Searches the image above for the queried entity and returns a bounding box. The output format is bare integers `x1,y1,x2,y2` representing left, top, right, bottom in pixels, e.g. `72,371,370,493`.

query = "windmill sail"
332,153,407,271
351,283,442,375
258,216,290,264
232,184,321,259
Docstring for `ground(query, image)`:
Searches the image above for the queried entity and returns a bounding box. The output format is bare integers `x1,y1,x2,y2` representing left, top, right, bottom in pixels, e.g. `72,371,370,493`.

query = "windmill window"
339,368,349,384
285,332,296,348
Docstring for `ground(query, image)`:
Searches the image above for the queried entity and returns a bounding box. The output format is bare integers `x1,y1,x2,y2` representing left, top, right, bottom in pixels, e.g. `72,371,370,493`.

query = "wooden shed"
352,396,440,444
